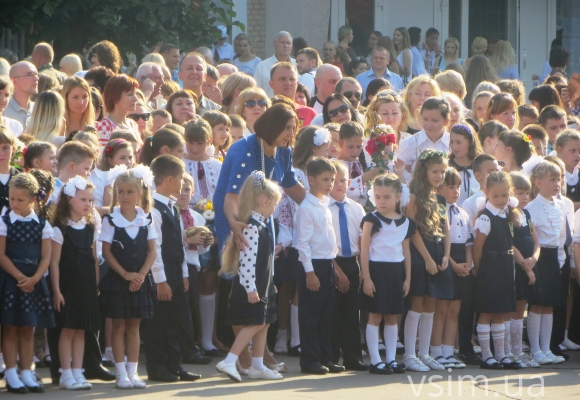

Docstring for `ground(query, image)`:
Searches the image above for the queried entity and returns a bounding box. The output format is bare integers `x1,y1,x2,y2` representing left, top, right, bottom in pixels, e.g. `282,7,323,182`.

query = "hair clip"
36,187,47,201
313,128,330,146
130,164,154,187
251,170,266,188
418,150,449,163
63,176,88,198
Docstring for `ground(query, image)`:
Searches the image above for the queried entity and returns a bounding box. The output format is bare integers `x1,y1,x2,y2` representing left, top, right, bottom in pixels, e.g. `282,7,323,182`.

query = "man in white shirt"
211,26,235,63
178,52,221,115
356,47,404,96
296,47,322,97
253,31,295,98
309,64,342,114
135,62,165,109
5,61,38,129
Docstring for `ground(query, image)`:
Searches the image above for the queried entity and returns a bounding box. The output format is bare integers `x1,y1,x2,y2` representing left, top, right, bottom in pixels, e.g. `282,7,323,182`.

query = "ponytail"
139,128,185,165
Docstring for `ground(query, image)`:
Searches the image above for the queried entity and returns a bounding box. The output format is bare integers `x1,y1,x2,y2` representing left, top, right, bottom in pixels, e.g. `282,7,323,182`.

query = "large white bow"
63,176,88,198
130,164,154,187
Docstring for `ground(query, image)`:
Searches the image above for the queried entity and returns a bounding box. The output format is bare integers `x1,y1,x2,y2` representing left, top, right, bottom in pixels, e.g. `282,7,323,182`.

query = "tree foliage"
0,0,242,59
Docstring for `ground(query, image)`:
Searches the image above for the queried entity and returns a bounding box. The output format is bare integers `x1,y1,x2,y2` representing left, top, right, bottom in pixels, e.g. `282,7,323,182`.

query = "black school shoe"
388,360,406,373
300,364,328,375
480,357,504,370
343,360,370,371
369,362,392,375
288,345,301,357
458,352,483,366
324,362,345,373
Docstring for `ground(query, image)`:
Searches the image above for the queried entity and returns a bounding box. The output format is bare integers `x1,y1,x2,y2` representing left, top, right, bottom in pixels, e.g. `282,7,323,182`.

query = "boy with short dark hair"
539,105,567,153
461,154,500,225
145,154,207,382
49,141,95,204
294,157,343,375
518,104,539,130
522,124,549,156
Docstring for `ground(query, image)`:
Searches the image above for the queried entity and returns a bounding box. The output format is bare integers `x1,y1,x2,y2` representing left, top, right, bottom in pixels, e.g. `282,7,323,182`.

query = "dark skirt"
450,242,467,301
513,235,534,301
528,247,565,307
0,262,55,328
274,247,299,286
226,288,277,326
475,251,516,313
360,261,406,315
410,237,454,299
99,267,157,320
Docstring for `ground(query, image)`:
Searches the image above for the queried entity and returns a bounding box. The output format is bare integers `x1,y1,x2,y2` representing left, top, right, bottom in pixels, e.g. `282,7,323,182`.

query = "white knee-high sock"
366,325,382,365
199,293,217,351
527,312,541,355
290,305,300,347
384,324,398,363
539,313,553,354
503,320,511,355
491,323,505,361
404,310,421,357
511,319,523,356
418,312,434,357
477,324,493,363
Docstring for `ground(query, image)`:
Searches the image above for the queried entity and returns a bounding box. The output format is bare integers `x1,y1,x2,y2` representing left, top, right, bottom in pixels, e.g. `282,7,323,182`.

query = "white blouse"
525,195,565,248
239,211,267,293
52,218,98,245
447,203,473,245
473,202,508,236
0,210,53,239
99,207,157,243
363,213,415,263
183,158,222,205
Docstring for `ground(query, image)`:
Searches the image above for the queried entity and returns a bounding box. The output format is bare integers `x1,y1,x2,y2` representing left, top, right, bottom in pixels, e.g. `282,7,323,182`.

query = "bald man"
216,63,238,77
31,42,68,84
135,62,165,109
178,52,220,115
4,62,39,129
309,64,342,114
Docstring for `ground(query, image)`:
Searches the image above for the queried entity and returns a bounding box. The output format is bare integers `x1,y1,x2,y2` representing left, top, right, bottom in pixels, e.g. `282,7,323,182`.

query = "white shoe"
60,376,82,390
75,375,92,390
434,356,454,368
532,351,552,365
216,361,241,383
517,353,539,368
236,360,249,376
274,339,288,354
561,338,580,350
559,344,567,351
403,355,430,372
473,345,482,354
445,356,466,369
248,367,283,380
522,344,530,352
115,375,134,389
419,354,445,371
129,374,146,389
543,351,565,364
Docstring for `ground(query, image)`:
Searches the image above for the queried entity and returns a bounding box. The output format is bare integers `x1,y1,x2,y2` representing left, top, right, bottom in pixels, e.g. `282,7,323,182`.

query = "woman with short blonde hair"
59,54,83,76
439,37,461,71
235,87,271,135
221,72,257,114
401,75,441,133
492,40,519,80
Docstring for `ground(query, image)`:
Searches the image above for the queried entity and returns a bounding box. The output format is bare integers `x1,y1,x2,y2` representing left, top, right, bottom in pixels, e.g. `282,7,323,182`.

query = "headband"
104,139,127,155
451,123,473,136
418,149,449,163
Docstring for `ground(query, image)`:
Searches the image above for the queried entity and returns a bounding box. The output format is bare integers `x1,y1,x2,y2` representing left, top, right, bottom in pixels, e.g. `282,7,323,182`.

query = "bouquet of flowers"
194,199,215,222
364,124,397,172
12,139,26,170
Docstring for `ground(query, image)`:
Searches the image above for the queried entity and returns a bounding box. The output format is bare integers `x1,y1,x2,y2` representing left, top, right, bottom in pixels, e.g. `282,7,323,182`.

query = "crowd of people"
0,22,578,393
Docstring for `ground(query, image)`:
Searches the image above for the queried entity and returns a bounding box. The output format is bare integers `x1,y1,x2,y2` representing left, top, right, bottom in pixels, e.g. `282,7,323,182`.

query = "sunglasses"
328,104,350,118
245,99,268,108
343,91,362,100
128,113,151,121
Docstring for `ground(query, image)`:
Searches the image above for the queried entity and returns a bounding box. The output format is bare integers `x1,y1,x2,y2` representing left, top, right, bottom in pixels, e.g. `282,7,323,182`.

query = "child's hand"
522,256,537,271
186,232,206,246
183,277,190,292
438,256,449,271
453,263,470,277
393,158,406,179
129,281,142,292
403,279,410,296
335,270,350,293
125,272,145,285
157,282,172,301
425,258,438,275
17,276,38,293
527,270,536,285
53,292,65,312
306,271,320,291
274,244,284,259
203,235,214,247
363,279,375,297
247,290,260,304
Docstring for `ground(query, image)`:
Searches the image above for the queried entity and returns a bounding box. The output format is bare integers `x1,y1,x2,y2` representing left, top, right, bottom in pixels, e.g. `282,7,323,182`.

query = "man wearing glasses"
5,61,39,129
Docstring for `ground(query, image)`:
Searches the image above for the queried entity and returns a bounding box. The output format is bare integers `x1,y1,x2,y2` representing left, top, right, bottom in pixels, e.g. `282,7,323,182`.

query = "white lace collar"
67,218,87,230
566,166,579,186
9,210,39,223
110,207,151,228
251,211,267,227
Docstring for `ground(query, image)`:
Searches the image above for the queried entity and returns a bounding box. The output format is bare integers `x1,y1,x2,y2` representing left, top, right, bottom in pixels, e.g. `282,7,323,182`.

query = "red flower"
377,134,388,145
365,139,379,156
21,147,27,157
385,133,396,146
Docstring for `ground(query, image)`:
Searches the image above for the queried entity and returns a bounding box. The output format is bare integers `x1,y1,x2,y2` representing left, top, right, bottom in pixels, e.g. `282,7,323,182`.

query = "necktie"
198,162,210,199
336,202,351,257
180,208,197,250
565,218,572,247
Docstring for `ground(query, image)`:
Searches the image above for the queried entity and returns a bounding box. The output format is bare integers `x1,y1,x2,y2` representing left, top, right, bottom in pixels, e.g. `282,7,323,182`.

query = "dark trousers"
331,256,362,364
47,326,102,378
551,258,570,351
144,289,194,374
298,259,335,368
458,272,477,355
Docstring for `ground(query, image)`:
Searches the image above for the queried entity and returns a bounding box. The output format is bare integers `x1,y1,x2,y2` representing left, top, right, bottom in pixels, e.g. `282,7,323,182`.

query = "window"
468,0,508,55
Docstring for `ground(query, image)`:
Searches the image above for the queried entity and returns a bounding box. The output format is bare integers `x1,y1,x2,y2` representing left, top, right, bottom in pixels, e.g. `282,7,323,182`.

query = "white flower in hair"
205,144,215,158
521,155,545,177
106,164,128,186
367,186,376,206
130,164,154,187
476,196,487,211
63,176,88,198
400,184,410,207
251,170,266,187
313,128,331,147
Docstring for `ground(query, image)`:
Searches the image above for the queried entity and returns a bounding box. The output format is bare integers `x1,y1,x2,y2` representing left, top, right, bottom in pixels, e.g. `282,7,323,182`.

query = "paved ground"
3,352,579,399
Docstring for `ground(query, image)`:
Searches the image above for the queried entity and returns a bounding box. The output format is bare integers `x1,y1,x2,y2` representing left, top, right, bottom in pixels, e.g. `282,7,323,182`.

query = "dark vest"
481,208,514,253
0,167,19,214
153,199,185,290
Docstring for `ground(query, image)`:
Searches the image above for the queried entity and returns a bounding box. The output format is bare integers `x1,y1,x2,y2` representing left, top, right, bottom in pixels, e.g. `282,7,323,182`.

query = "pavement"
4,351,580,399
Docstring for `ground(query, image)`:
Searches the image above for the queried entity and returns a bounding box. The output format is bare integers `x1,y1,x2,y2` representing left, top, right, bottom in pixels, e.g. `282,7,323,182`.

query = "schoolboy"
49,141,95,204
461,154,500,225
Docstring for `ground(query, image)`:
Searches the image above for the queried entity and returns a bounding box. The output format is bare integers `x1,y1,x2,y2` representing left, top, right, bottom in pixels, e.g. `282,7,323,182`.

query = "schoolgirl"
202,110,232,162
472,171,521,370
448,123,482,205
23,141,58,176
403,149,450,372
0,173,54,393
99,166,158,389
525,161,568,365
485,92,518,130
50,176,100,389
360,173,413,375
92,138,134,211
0,126,20,213
476,120,508,157
494,129,535,173
139,128,185,166
216,172,283,383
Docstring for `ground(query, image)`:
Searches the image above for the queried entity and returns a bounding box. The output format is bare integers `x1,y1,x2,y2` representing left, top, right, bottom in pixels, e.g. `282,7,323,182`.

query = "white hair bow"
521,155,545,177
63,176,88,198
106,164,128,186
313,128,331,147
130,164,154,187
